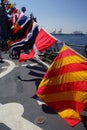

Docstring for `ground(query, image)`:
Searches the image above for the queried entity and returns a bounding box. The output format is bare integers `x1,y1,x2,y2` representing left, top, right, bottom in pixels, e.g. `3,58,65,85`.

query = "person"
0,39,3,62
19,6,26,18
0,49,3,62
0,1,10,55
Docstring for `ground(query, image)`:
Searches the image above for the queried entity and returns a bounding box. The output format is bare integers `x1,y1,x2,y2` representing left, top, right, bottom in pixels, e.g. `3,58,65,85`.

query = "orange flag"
36,44,87,126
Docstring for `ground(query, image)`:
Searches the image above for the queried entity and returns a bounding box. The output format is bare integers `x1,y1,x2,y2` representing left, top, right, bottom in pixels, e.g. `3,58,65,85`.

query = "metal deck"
0,52,87,130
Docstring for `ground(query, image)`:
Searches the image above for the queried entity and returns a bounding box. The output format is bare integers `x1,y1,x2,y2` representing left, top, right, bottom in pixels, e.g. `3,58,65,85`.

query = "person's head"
21,7,26,13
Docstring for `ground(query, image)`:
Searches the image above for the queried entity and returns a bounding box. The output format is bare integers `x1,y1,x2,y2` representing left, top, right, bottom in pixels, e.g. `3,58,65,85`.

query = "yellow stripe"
57,109,81,119
49,55,87,70
38,91,87,103
39,71,87,86
60,45,68,52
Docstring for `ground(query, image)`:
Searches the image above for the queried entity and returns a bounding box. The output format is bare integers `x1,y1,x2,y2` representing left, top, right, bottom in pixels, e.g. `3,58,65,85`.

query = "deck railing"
39,42,87,63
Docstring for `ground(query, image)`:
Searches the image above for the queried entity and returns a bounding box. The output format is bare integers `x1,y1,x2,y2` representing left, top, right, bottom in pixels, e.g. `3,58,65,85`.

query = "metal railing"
47,42,87,58
39,42,87,63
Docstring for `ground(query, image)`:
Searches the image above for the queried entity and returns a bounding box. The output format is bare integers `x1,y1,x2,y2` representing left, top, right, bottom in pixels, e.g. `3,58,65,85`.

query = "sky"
10,0,87,34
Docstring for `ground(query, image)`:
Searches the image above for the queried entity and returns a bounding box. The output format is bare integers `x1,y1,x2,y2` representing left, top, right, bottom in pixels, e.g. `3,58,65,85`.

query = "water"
50,34,87,58
54,34,87,45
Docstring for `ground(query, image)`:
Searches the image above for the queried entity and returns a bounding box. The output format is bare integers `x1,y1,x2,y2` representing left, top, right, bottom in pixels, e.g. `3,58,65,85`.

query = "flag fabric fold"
36,44,87,126
19,28,58,62
12,15,28,34
8,20,38,50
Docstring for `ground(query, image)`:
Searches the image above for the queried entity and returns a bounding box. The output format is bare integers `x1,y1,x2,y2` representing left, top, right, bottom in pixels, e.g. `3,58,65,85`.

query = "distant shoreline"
51,33,86,35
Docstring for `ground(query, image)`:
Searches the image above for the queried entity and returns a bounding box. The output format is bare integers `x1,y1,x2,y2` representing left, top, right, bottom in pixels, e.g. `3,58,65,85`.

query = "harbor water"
50,34,87,58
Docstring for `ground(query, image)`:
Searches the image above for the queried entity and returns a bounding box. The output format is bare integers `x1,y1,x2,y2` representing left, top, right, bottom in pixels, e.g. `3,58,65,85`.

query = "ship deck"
0,52,87,130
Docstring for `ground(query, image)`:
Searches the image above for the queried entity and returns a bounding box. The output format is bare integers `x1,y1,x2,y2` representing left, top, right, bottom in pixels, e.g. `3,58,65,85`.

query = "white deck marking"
15,63,38,68
21,64,28,67
29,63,38,66
0,59,39,79
0,59,48,129
0,103,43,130
0,59,15,78
15,64,28,67
1,66,8,69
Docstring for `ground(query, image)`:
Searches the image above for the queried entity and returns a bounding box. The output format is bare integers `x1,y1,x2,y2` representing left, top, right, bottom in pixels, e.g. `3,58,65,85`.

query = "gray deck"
0,52,87,130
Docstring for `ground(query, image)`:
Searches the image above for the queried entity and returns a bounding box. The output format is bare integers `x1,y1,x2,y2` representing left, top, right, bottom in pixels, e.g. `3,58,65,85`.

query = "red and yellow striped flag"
36,44,87,126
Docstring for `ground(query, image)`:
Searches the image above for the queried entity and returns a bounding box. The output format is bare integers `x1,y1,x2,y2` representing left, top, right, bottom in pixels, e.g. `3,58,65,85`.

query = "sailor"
0,50,3,62
0,39,3,62
0,1,10,55
16,6,26,22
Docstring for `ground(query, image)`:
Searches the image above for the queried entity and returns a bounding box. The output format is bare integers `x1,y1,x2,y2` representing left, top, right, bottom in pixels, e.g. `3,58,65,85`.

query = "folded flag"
36,44,87,126
19,28,58,62
8,20,38,50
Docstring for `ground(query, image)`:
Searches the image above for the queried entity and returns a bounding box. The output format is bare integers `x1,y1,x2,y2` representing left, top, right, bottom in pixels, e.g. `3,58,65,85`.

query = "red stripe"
47,101,87,112
44,62,87,78
36,81,87,95
64,118,81,126
54,49,76,61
